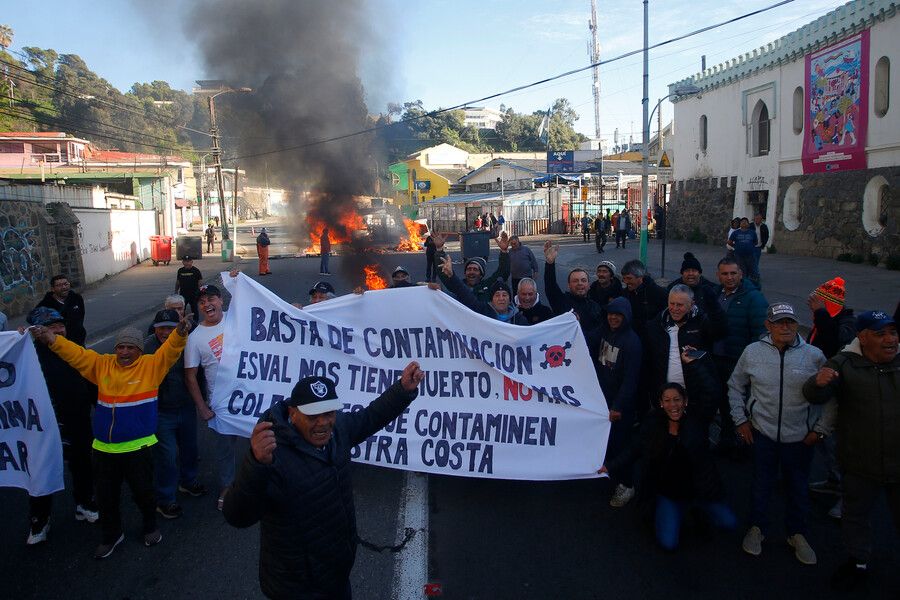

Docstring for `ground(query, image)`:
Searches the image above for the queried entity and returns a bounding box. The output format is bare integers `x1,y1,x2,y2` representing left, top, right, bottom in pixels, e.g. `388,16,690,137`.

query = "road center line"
391,471,429,600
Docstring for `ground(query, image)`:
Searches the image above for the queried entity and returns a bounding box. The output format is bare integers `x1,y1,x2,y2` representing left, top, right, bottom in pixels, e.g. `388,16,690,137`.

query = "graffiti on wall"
0,225,46,298
76,222,112,256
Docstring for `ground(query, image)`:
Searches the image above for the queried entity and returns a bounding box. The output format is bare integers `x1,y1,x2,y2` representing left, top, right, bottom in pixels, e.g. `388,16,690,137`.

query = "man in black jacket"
224,363,425,600
587,260,623,308
542,241,603,331
514,278,554,325
36,274,87,345
620,260,668,342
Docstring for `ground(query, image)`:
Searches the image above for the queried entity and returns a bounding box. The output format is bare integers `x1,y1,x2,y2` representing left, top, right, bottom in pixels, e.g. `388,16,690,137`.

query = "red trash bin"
150,235,172,266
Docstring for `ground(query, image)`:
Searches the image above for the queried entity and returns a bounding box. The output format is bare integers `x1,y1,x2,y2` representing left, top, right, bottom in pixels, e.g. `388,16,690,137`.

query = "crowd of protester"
8,232,899,596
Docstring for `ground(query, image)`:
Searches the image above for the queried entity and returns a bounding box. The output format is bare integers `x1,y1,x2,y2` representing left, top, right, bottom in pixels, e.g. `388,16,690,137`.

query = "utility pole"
589,0,601,141
208,96,230,241
640,0,650,266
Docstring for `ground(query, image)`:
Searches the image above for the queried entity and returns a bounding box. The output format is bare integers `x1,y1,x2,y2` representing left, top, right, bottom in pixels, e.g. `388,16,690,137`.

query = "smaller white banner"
0,333,64,497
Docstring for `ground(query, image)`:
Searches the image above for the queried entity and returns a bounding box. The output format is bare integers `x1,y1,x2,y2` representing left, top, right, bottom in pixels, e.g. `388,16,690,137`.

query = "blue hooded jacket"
592,297,643,414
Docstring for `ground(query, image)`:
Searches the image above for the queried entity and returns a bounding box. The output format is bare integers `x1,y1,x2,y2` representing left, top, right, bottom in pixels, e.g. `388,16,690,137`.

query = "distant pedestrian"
206,223,215,254
728,218,759,291
424,232,438,282
174,256,203,319
508,235,538,293
36,274,87,346
497,212,506,233
752,214,769,286
594,213,607,253
654,204,666,240
474,215,482,230
144,309,207,521
319,227,332,275
582,214,592,242
256,228,272,276
615,211,632,248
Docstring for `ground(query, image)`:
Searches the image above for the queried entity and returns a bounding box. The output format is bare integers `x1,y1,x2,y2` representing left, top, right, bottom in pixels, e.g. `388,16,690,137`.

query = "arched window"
875,56,890,117
783,181,802,231
699,115,708,152
792,86,803,134
863,176,889,236
751,100,770,156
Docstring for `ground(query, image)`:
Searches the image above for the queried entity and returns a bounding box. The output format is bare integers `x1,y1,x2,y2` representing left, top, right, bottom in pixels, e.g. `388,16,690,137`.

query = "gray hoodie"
728,333,830,443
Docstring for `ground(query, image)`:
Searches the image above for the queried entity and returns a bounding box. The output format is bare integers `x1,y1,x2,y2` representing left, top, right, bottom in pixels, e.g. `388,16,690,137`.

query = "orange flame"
396,218,427,252
364,264,388,290
304,209,366,254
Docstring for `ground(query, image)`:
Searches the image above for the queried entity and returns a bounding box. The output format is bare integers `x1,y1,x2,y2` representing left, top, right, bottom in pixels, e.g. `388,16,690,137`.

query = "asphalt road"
2,225,897,599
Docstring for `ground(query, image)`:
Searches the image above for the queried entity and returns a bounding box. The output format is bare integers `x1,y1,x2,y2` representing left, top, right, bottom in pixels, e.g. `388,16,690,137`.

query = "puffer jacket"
728,334,828,443
714,279,768,360
224,382,418,600
803,338,900,482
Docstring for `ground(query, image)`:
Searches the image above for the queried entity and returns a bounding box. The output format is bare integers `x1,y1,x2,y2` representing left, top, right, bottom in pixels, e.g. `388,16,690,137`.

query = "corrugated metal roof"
423,190,549,205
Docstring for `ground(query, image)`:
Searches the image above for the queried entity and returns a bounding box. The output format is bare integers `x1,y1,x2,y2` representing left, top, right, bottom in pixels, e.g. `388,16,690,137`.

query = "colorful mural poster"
802,30,869,174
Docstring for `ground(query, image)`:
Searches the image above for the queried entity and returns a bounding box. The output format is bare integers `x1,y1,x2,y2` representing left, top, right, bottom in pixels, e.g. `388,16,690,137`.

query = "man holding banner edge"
224,362,425,600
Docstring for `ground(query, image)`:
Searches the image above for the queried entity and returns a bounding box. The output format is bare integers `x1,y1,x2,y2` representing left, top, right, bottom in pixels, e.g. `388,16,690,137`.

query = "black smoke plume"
186,0,386,280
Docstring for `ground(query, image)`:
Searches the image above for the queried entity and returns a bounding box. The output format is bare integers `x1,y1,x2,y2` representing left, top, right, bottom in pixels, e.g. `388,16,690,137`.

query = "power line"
227,0,796,162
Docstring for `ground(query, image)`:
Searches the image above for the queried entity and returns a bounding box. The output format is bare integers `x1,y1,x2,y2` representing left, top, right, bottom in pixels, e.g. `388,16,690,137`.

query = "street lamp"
639,2,701,267
194,82,252,251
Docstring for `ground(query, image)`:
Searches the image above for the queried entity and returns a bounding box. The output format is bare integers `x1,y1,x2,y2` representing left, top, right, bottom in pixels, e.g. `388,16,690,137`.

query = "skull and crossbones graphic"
539,342,572,369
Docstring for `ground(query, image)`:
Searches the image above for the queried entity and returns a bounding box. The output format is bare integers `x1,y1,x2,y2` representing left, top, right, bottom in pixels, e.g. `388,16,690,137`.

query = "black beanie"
489,279,511,298
680,252,702,273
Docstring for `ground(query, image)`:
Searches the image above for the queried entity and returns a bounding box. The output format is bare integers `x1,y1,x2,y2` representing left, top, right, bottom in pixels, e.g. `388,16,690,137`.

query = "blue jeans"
154,405,200,506
214,431,240,490
750,430,814,536
751,247,763,286
655,496,736,550
320,252,330,274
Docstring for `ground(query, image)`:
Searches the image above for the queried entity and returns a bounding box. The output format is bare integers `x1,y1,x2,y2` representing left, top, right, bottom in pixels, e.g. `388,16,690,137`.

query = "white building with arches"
666,0,899,261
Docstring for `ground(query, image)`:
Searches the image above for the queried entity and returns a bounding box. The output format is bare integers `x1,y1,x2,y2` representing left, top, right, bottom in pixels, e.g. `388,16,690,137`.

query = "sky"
4,0,849,147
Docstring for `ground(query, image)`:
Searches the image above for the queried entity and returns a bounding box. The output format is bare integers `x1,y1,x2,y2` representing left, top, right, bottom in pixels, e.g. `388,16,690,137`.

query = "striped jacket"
49,330,187,453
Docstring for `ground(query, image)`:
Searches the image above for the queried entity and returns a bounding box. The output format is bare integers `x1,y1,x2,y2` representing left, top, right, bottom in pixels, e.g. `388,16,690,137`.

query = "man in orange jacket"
31,316,190,559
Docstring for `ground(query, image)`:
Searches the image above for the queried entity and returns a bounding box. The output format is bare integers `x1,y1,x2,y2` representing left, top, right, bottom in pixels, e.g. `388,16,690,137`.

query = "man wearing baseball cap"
390,266,415,288
728,302,829,565
224,362,425,599
145,310,206,520
308,280,336,304
31,311,190,558
804,310,899,591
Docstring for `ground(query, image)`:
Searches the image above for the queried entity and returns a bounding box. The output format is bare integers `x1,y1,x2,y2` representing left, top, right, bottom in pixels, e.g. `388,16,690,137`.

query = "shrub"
836,253,852,262
867,253,880,266
886,255,900,271
687,227,708,244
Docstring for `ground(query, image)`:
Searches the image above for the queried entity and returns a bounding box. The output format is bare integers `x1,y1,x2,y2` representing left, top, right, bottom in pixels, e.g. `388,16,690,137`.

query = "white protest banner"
0,332,63,496
212,274,609,480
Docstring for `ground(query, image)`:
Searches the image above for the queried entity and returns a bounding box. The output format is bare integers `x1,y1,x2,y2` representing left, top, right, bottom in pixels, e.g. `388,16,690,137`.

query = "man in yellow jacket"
31,317,190,559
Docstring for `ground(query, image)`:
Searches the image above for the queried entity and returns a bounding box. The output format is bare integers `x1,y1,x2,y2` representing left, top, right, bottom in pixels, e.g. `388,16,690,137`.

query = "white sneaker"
787,533,817,565
75,504,99,523
609,484,635,508
742,526,764,556
26,519,50,545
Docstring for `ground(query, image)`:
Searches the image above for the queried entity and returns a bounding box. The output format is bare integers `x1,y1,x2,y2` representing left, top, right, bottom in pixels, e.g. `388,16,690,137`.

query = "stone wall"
0,200,61,319
666,176,737,244
774,166,900,261
46,202,86,289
